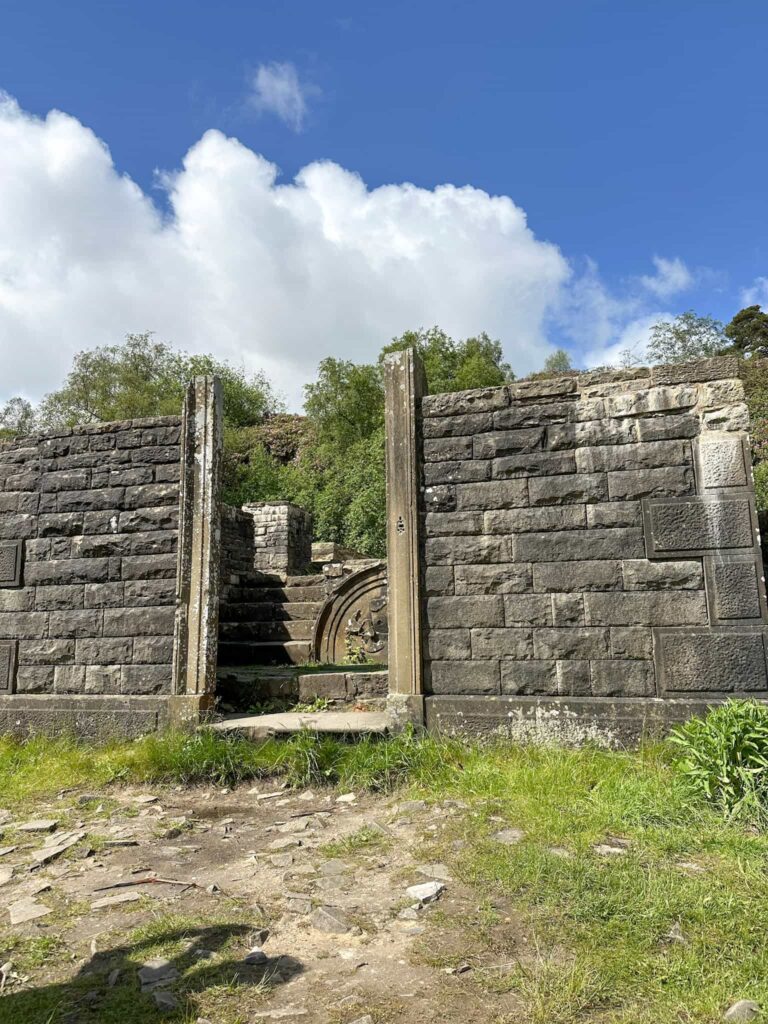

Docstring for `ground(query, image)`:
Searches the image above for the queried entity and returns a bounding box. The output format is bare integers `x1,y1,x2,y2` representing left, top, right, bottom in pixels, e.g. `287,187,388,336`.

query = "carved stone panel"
312,562,388,665
0,541,23,587
0,641,17,694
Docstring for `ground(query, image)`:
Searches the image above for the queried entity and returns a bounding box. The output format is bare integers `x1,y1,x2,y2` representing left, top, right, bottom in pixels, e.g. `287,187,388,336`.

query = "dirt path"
0,782,527,1023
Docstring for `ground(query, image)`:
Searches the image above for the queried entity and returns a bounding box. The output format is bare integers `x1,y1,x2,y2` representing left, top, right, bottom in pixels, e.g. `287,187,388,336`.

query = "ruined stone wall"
241,502,312,575
419,356,768,741
0,417,182,735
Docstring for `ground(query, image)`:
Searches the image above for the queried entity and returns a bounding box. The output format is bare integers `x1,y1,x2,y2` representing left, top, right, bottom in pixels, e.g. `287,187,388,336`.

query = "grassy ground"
2,730,768,1021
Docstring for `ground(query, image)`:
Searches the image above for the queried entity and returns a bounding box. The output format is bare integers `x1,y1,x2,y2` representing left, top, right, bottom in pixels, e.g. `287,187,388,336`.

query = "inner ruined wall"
417,355,768,742
0,417,182,737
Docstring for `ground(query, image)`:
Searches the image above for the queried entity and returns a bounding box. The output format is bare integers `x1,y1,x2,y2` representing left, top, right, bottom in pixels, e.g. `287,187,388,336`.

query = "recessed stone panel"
696,434,749,489
704,555,765,623
0,540,23,587
0,641,17,694
656,628,768,694
643,496,755,556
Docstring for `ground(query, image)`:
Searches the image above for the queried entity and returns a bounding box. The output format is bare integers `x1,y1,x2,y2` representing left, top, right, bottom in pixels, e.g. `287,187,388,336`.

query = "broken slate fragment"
153,991,179,1011
137,958,180,992
9,898,52,925
724,1001,760,1022
405,880,445,904
0,867,13,887
16,819,58,834
90,892,142,911
32,830,86,865
309,906,354,934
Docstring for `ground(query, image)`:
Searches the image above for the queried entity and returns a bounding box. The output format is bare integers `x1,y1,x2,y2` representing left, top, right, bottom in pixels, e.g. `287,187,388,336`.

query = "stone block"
422,412,493,438
49,610,103,639
575,440,690,474
124,579,177,607
120,554,177,579
515,528,645,562
40,469,90,492
473,428,545,460
132,445,179,464
636,414,699,442
54,665,86,693
108,466,153,487
696,435,749,489
552,593,585,626
423,486,456,513
16,666,54,693
698,379,745,408
0,612,49,638
547,419,635,450
504,594,552,626
425,566,454,596
427,596,504,628
586,501,642,529
423,437,474,462
0,588,35,611
643,497,755,554
704,556,763,622
57,488,125,512
34,586,85,610
128,532,177,556
0,641,17,693
501,659,557,695
533,627,610,659
529,473,607,505
607,385,697,418
426,535,515,565
470,627,533,659
427,629,472,660
76,638,133,664
585,591,707,626
454,563,531,595
85,665,122,694
622,559,703,590
103,607,175,637
25,558,110,585
591,660,655,697
656,628,768,693
0,540,23,587
0,514,36,540
155,462,182,483
82,510,119,534
492,451,576,478
493,401,571,429
533,560,621,592
118,507,178,533
132,637,174,663
424,460,491,486
422,386,510,417
610,628,653,659
18,639,75,664
556,660,592,696
607,466,694,500
121,665,172,694
484,506,586,533
454,480,529,510
84,583,125,608
425,512,483,536
508,377,577,400
429,660,500,694
123,483,179,509
650,356,739,385
702,404,750,432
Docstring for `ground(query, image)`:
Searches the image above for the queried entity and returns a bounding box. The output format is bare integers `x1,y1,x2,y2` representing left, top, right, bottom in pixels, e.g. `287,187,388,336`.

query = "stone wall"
418,356,768,742
0,416,182,736
241,502,312,575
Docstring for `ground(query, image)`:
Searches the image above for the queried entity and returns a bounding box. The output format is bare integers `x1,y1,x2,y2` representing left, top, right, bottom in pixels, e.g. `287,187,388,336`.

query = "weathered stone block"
422,386,510,417
575,440,691,474
585,591,707,626
470,628,533,659
429,660,500,694
15,665,53,693
34,586,85,610
123,483,179,509
650,356,739,385
25,558,111,585
132,637,174,663
128,532,177,556
0,540,23,587
656,628,768,693
121,665,172,694
155,462,182,483
533,560,621,593
18,639,75,664
607,466,694,500
76,638,133,664
118,507,178,533
704,557,763,621
40,469,90,492
622,559,703,590
556,660,592,696
552,593,585,627
85,665,122,694
454,563,531,595
492,451,576,478
644,497,754,554
698,379,745,408
607,385,697,418
425,566,454,596
547,419,635,451
424,460,491,486
610,627,653,659
696,435,748,489
422,412,493,438
504,594,552,626
103,607,175,636
0,514,36,540
702,404,750,432
49,610,103,638
473,428,545,460
423,486,457,513
0,588,35,611
84,583,125,608
123,579,177,607
515,528,645,562
533,627,609,659
427,629,472,660
493,402,571,429
427,596,504,628
423,437,474,462
529,473,607,505
500,659,557,694
425,535,515,564
425,512,483,536
54,665,86,693
591,660,655,696
508,377,577,400
57,488,125,512
484,506,585,533
454,480,530,510
637,414,699,442
0,612,49,638
120,554,177,579
0,641,17,693
586,501,642,529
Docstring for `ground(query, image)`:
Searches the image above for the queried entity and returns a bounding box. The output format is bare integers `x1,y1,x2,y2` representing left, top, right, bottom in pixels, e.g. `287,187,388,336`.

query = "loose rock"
405,880,445,904
493,829,524,845
16,819,58,833
8,898,52,925
153,991,179,1011
137,958,180,992
310,906,354,934
724,1001,760,1022
91,892,142,911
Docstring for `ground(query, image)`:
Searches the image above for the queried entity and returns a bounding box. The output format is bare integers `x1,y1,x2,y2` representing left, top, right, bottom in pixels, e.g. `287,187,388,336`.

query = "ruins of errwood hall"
1,353,766,746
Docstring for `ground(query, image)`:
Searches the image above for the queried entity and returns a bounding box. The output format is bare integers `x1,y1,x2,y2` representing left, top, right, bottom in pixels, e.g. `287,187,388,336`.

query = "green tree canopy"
647,311,725,365
542,349,573,374
725,305,768,357
380,326,512,393
0,396,35,438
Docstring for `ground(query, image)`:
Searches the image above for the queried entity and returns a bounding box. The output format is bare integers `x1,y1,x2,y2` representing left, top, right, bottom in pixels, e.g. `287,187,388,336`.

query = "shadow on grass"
0,922,304,1024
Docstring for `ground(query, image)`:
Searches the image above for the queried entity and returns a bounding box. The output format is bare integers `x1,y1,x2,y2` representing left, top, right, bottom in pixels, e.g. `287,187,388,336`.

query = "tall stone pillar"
171,376,223,726
383,349,426,725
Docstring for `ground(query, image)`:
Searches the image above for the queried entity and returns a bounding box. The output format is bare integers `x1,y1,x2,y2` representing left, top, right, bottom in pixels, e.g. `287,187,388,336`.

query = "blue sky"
1,0,767,408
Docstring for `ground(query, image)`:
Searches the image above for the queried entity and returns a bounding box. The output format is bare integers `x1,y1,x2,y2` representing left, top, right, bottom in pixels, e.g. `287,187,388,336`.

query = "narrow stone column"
171,376,223,726
383,348,426,725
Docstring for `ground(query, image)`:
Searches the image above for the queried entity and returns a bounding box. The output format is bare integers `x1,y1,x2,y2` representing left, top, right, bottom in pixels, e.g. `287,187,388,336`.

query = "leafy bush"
670,699,768,822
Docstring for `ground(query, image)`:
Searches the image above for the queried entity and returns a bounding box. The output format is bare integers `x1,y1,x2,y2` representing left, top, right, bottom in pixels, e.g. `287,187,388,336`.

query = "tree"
380,326,513,393
303,358,384,450
725,305,768,357
647,311,725,365
543,349,572,374
0,396,36,438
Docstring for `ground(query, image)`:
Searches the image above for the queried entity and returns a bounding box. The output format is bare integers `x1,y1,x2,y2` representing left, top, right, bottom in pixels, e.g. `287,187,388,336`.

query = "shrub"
670,699,768,822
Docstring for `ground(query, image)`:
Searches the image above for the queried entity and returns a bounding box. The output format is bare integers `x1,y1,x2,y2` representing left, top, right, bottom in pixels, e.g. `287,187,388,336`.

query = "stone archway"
311,562,388,665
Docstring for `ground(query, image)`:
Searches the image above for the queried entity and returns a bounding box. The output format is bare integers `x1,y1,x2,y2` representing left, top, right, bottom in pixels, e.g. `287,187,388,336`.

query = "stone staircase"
217,573,326,667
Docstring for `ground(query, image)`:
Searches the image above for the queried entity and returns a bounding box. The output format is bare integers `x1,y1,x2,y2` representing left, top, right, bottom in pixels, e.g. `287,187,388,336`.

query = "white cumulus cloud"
247,62,312,132
742,277,768,308
0,91,574,409
639,255,694,299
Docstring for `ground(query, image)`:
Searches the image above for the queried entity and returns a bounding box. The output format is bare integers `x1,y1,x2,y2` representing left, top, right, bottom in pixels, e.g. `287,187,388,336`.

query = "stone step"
297,670,388,701
220,619,314,642
221,585,327,604
210,710,390,739
217,640,312,666
219,601,322,623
